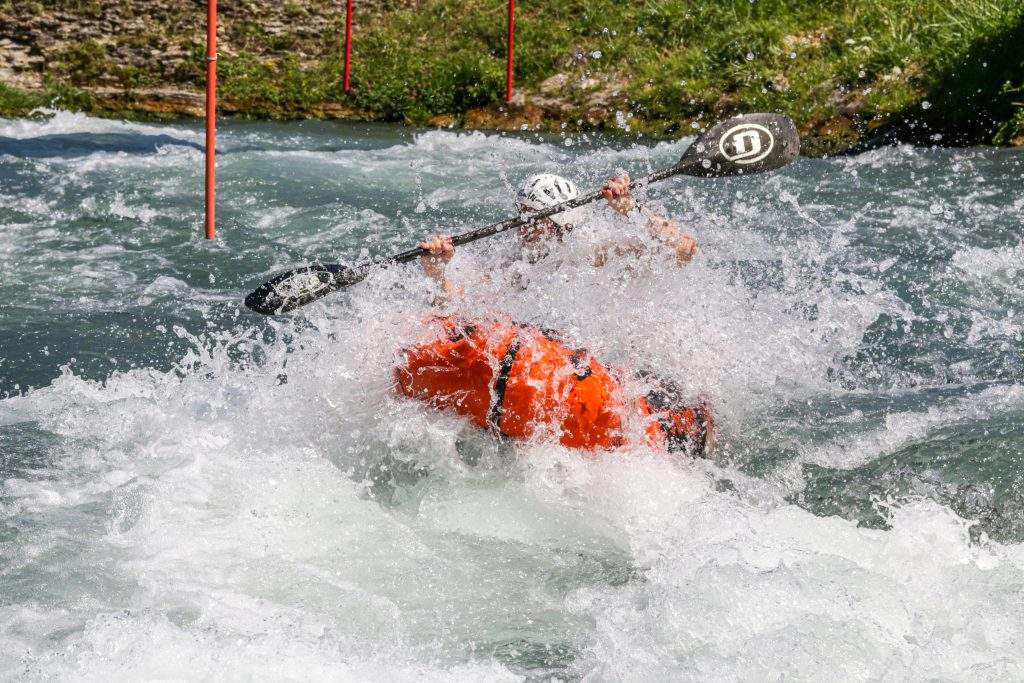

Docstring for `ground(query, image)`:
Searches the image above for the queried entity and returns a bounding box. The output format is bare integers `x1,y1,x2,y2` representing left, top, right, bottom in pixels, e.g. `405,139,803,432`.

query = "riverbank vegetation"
1,0,1021,152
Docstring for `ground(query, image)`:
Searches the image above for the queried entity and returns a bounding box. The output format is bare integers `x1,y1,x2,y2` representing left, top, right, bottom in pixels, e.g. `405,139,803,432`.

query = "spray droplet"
921,100,932,110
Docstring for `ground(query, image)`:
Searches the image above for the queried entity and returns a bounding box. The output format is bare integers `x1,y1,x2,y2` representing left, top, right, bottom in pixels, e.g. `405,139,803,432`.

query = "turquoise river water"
1,111,1023,679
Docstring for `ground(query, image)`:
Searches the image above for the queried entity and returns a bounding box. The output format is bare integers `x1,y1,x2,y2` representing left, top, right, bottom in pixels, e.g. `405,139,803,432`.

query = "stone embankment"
0,0,408,115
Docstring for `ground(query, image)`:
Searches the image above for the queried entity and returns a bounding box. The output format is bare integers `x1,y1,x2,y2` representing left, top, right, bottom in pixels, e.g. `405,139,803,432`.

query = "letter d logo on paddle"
719,123,774,164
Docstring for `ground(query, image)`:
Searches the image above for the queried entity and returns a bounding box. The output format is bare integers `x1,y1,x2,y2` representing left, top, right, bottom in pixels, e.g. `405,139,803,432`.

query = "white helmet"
517,174,580,225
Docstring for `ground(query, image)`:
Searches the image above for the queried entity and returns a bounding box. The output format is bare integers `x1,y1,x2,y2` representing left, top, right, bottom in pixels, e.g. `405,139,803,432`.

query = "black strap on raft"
569,349,592,379
656,411,709,457
486,325,595,437
515,322,590,379
692,403,711,457
639,370,711,457
516,321,561,342
445,322,477,343
487,337,521,436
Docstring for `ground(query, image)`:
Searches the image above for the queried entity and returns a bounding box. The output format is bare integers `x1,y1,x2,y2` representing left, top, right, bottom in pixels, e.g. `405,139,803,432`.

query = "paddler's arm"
644,211,698,266
591,237,646,266
600,174,698,267
418,234,464,306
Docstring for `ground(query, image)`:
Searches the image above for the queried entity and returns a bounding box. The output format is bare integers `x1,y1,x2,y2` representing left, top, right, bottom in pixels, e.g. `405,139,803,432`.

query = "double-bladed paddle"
244,112,799,315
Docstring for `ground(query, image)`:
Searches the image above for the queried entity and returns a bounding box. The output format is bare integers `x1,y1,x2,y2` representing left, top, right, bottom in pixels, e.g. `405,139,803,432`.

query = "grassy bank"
1,0,1022,151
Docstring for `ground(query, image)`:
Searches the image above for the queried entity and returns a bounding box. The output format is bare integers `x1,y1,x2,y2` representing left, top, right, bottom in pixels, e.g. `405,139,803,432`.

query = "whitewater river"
1,112,1023,680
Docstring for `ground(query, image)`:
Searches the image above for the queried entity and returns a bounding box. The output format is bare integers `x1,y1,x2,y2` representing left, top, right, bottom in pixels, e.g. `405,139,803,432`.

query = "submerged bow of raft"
395,315,714,457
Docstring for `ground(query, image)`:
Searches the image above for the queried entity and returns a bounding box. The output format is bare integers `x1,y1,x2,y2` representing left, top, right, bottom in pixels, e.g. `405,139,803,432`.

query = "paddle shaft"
386,165,683,265
244,112,800,314
244,163,688,315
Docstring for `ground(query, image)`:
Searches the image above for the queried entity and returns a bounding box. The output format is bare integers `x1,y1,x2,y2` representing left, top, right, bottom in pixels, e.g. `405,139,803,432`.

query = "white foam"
3,118,1024,679
554,457,1024,680
952,241,1024,281
792,384,1024,471
0,109,200,143
0,309,1019,679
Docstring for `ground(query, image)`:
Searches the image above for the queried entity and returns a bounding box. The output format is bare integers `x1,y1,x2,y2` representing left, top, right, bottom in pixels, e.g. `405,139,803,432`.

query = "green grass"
0,83,47,115
4,0,1023,150
199,0,1023,149
0,81,94,117
993,84,1024,144
367,0,1024,145
52,38,110,86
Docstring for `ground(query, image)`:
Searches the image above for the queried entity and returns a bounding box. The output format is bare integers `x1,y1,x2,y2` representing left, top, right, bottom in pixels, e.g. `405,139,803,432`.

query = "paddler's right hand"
418,234,455,282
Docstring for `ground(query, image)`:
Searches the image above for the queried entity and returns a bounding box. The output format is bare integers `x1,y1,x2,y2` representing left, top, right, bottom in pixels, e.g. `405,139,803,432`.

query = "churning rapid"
1,111,1023,680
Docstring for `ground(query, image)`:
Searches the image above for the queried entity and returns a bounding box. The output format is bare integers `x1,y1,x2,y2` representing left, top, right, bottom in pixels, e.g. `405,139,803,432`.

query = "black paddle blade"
243,263,367,315
676,113,800,178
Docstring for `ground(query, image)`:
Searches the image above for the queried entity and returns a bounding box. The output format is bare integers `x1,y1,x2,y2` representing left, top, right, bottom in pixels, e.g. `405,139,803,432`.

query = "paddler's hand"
418,234,455,282
418,234,463,305
648,217,698,265
601,174,636,215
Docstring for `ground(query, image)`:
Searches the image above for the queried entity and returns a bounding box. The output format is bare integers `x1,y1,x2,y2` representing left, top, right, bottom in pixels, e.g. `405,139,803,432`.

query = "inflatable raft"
395,315,713,456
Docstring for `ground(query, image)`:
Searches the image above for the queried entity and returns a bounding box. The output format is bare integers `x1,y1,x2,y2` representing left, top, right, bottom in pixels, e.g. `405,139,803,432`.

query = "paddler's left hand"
602,174,636,215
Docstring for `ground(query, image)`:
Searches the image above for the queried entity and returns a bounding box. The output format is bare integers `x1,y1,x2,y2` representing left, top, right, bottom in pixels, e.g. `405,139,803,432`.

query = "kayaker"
404,173,714,457
418,173,698,303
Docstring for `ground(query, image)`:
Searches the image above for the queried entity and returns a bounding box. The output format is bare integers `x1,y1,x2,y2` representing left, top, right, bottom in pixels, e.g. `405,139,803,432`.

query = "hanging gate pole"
205,0,217,240
506,0,515,102
343,0,353,91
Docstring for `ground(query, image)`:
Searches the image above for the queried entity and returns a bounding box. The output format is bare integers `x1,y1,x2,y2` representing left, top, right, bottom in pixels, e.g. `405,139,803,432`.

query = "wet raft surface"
1,114,1024,679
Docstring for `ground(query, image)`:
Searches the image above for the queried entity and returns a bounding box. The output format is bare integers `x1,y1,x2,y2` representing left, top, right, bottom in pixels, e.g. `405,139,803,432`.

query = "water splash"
2,113,1023,678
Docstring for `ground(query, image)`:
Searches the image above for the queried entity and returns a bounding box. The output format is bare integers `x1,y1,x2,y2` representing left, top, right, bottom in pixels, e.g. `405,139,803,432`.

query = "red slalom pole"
506,0,515,102
205,0,217,240
343,0,353,92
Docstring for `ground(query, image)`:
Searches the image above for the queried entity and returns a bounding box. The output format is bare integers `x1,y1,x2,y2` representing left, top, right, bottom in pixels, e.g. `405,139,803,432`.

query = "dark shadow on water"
0,132,205,158
0,422,62,477
792,411,1024,543
487,639,581,681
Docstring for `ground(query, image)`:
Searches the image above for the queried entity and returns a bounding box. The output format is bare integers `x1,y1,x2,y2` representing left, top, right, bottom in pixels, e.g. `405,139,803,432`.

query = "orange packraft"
395,316,712,456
